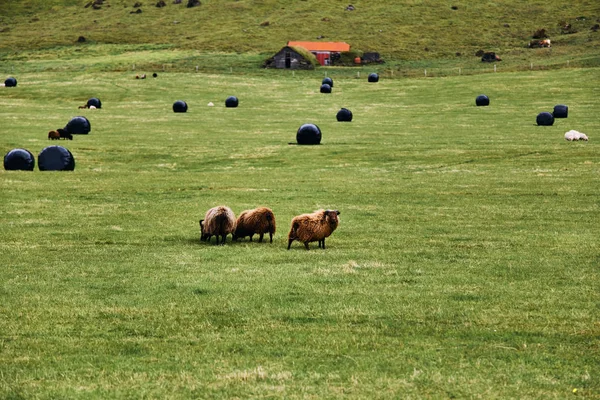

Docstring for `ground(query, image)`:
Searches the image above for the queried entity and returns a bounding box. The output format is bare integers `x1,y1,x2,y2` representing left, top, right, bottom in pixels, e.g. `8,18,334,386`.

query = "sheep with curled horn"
287,209,340,250
199,206,236,245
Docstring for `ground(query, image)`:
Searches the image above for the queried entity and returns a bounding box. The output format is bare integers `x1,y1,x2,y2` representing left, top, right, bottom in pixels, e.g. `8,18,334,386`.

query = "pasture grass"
1,0,600,67
1,65,599,398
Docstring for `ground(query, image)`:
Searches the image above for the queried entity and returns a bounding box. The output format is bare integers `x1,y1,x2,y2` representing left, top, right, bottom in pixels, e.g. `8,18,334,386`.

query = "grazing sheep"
233,207,276,243
287,209,340,250
565,130,589,141
199,206,236,245
528,39,551,48
57,128,73,140
48,129,72,140
48,130,60,140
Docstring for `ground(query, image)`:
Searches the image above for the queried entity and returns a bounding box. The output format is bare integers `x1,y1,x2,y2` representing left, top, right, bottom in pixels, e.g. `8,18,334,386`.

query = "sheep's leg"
321,239,326,249
258,233,264,243
249,234,253,242
269,232,273,243
220,234,226,245
304,242,310,250
287,239,294,250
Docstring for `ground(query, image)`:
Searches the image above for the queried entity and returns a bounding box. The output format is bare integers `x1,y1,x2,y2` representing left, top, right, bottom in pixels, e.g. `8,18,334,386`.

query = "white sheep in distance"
565,130,589,141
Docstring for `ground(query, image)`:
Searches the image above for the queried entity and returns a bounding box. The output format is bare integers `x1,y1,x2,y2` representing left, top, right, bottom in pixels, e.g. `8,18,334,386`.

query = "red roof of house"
287,41,350,52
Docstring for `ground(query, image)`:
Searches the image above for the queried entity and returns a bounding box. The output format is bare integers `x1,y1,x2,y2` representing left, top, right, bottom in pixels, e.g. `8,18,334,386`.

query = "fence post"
424,69,427,76
494,64,497,73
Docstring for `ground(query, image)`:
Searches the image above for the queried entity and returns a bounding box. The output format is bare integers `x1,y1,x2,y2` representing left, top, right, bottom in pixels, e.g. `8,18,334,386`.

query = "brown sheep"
233,207,276,243
287,209,340,250
48,129,72,140
199,206,236,245
48,130,60,140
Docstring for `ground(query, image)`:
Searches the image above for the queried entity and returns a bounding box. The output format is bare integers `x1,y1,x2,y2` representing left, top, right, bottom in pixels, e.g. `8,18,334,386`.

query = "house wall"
271,48,312,69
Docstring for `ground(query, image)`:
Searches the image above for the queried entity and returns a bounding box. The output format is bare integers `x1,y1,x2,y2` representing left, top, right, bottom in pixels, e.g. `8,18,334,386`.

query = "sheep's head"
324,210,340,226
199,219,206,240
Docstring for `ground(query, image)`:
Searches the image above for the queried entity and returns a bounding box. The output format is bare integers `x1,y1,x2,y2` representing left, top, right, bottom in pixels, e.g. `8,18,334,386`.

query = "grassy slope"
0,67,599,398
1,0,599,65
1,1,599,398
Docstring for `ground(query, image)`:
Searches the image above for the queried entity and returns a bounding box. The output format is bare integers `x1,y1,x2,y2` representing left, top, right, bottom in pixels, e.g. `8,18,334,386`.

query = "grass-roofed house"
264,41,350,69
264,45,320,69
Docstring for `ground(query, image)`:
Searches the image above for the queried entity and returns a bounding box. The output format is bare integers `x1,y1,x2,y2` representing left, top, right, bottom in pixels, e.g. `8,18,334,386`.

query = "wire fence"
2,54,599,78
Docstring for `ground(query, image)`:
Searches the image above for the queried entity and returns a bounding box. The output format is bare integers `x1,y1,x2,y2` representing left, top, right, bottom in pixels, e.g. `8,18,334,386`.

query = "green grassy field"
1,0,600,70
1,64,599,398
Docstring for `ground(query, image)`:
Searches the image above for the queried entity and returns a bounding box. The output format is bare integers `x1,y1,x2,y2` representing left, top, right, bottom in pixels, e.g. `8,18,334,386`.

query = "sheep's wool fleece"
203,206,236,235
236,207,276,234
289,210,339,242
565,130,589,141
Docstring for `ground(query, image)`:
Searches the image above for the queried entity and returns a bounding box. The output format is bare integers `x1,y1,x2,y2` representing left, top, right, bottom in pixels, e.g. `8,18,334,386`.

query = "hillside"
1,0,599,69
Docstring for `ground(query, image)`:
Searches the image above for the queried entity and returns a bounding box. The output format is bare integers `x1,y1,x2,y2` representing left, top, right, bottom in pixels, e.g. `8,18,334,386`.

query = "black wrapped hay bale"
536,112,554,126
320,84,332,93
225,96,239,108
86,97,102,109
476,95,490,106
368,73,379,83
322,77,334,87
38,146,75,171
65,116,91,134
336,108,353,122
4,148,35,171
4,77,17,87
553,104,568,118
296,123,322,145
173,100,188,113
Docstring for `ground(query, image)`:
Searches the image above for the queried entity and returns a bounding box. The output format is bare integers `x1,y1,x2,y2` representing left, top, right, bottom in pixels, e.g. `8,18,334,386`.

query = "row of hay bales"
173,96,239,112
3,112,91,171
3,147,75,171
3,72,584,172
475,94,569,126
